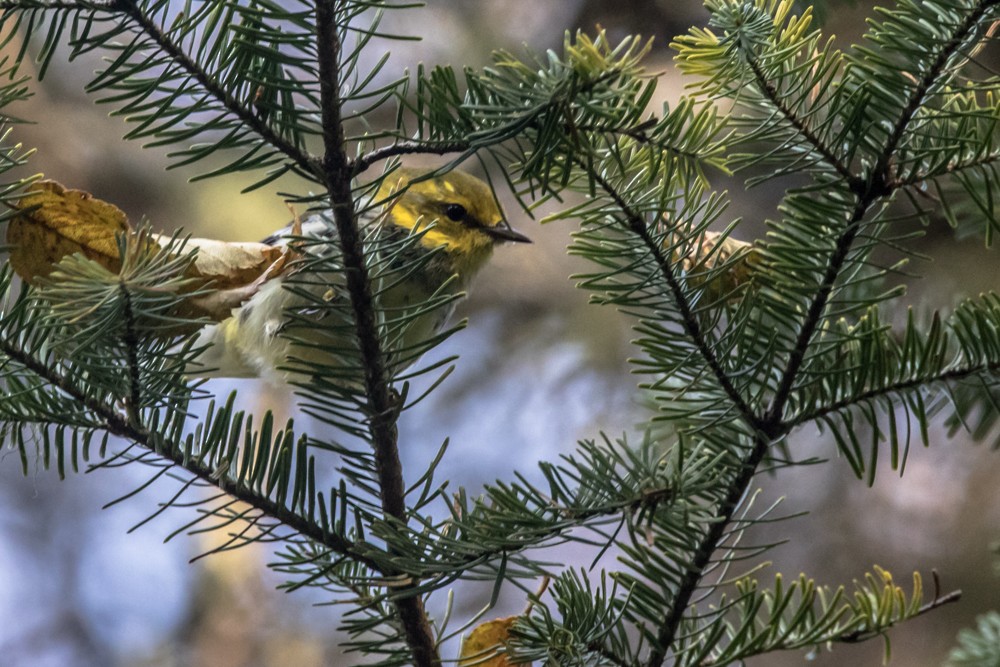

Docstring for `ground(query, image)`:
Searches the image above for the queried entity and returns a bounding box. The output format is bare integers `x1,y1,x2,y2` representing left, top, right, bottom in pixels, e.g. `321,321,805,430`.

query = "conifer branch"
650,6,1000,663
577,162,770,667
567,119,716,164
785,360,1000,430
587,641,633,667
898,152,1000,188
120,281,143,427
0,336,383,571
584,164,758,427
743,54,859,188
314,2,438,665
763,194,871,425
647,435,768,666
435,485,678,574
693,587,962,666
837,588,962,644
107,0,322,178
872,0,1000,188
766,0,999,427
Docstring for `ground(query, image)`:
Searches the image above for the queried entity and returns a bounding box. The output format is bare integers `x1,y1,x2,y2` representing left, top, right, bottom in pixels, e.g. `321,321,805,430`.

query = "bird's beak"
484,220,532,244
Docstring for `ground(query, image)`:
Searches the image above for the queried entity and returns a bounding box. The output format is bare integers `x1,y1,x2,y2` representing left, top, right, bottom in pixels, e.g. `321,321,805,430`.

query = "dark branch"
427,485,678,578
351,69,644,177
647,435,768,665
119,280,143,427
897,151,1000,189
785,360,1000,429
696,585,962,665
313,2,439,665
762,194,871,426
838,588,962,644
583,164,759,427
352,140,473,176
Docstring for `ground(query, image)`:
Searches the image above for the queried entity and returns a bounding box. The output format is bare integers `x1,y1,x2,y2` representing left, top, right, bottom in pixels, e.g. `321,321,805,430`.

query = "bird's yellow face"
377,169,530,275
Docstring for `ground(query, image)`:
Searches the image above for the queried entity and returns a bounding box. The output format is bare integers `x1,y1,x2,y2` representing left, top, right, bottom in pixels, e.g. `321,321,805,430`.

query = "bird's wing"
261,211,336,247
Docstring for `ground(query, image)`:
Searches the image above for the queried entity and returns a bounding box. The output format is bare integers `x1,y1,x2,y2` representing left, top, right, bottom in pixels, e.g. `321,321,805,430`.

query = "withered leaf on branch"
7,180,140,281
6,180,297,322
459,616,528,667
173,235,292,321
670,229,761,300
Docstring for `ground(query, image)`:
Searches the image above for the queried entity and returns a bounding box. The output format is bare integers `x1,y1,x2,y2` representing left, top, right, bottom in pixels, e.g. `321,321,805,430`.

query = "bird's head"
376,168,530,275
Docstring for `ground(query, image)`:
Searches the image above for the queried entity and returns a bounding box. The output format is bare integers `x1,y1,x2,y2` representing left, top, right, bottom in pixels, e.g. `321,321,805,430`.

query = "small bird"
188,168,531,381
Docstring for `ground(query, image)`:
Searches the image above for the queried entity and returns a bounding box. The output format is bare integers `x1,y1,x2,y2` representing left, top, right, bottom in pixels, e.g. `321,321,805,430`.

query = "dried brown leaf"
7,180,299,323
7,180,141,281
459,616,528,667
673,231,761,300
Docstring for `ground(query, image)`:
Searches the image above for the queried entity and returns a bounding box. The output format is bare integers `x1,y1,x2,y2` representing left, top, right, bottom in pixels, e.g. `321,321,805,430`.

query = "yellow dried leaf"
673,231,761,300
6,180,299,324
459,616,528,667
7,180,137,282
160,235,289,291
178,241,293,322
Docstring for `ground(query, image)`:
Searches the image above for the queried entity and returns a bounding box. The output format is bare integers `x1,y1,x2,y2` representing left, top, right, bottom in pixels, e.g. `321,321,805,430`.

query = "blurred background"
1,0,999,665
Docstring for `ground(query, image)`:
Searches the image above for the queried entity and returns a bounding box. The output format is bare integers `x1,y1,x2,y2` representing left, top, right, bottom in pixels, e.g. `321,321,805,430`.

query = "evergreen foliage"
948,611,1000,666
0,0,997,664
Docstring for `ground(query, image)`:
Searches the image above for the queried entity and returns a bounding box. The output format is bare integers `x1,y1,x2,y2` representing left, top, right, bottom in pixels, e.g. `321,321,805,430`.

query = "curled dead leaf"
459,616,528,667
6,179,299,324
672,230,761,300
166,236,289,290
7,180,139,281
179,240,292,321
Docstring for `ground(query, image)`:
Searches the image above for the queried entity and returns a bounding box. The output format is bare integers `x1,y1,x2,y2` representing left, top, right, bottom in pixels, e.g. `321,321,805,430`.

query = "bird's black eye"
444,203,466,222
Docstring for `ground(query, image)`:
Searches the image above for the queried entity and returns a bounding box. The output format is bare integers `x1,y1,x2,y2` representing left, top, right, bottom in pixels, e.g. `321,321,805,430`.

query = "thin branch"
785,360,1000,430
351,69,649,178
743,53,860,189
313,2,439,665
119,280,143,427
587,640,633,667
583,164,759,428
838,588,963,644
895,151,1000,189
570,118,720,167
427,486,679,576
352,140,473,176
762,194,871,426
0,336,384,572
695,588,962,666
646,434,769,666
350,119,694,178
